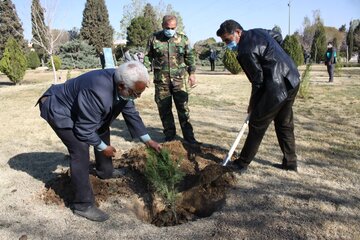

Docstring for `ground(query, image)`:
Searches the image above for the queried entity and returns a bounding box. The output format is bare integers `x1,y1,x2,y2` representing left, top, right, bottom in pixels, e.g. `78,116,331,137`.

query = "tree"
339,24,346,32
126,16,153,48
283,35,304,66
31,0,48,64
0,37,27,84
353,24,360,62
120,1,185,40
58,39,99,69
347,21,354,60
0,0,26,59
347,20,360,60
27,51,41,69
80,0,114,54
68,27,80,41
310,12,326,63
299,16,315,53
119,0,146,38
143,3,159,32
31,0,65,83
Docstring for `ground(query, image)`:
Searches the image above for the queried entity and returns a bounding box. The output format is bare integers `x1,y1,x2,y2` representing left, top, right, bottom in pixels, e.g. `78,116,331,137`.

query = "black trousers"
51,127,113,210
210,60,215,71
238,85,299,167
327,64,334,82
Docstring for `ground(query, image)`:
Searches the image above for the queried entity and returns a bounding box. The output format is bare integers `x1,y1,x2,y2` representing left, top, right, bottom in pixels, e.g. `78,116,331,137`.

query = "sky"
12,0,360,45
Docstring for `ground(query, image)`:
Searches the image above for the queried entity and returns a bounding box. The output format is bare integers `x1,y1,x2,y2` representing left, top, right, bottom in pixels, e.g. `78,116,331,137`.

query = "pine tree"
283,35,304,66
347,21,354,61
311,23,326,63
31,0,48,62
0,37,27,84
0,0,26,59
58,39,99,69
143,3,159,32
126,16,153,48
27,51,40,69
80,0,114,54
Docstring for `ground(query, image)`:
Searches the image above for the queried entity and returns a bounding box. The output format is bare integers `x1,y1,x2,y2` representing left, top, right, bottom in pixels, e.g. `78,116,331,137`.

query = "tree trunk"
50,55,57,84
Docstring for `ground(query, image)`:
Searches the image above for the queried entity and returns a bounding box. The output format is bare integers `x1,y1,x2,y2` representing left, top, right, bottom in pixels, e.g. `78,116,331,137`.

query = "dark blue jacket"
237,29,300,119
38,69,147,146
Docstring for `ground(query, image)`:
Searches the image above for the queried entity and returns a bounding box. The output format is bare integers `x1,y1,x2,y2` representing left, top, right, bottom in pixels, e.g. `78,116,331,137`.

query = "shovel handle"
222,114,250,166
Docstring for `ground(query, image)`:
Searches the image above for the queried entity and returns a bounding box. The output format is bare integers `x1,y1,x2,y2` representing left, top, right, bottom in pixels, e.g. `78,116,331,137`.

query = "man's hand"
146,140,162,153
102,145,116,158
188,73,196,88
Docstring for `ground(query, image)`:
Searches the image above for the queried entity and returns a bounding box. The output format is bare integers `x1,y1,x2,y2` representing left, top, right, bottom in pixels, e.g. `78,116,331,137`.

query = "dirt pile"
41,141,237,226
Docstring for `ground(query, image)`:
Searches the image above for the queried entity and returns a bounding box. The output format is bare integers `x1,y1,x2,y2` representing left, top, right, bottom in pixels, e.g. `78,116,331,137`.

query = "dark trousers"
327,64,334,82
238,85,299,167
210,60,215,71
155,86,195,142
51,127,113,210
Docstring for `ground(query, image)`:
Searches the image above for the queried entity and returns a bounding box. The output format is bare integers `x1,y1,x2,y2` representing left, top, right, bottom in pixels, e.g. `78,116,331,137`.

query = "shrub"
283,35,304,66
299,63,311,99
145,148,185,221
27,51,41,69
0,37,27,84
223,49,242,74
48,55,62,70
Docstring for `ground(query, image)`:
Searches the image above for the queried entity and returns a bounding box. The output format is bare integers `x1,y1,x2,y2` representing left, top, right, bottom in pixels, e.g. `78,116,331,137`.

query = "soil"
41,141,236,227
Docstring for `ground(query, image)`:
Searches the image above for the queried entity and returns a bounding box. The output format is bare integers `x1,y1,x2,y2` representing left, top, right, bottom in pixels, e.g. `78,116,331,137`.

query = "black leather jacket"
237,29,300,119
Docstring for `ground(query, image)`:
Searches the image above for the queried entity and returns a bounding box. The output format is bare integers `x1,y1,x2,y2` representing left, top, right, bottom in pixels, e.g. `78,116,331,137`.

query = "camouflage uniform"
145,30,196,142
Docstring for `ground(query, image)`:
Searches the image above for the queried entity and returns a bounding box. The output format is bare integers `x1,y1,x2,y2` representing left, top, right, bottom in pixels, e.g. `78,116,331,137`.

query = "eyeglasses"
127,87,142,98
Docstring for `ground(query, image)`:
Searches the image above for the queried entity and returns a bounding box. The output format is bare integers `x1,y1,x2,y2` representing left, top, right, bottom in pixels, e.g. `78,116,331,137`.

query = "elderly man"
38,61,161,222
145,15,199,144
216,20,300,173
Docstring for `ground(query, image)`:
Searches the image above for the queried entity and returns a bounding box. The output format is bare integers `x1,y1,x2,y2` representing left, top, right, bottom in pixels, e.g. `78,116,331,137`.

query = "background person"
209,48,217,71
37,61,161,222
325,42,337,83
145,15,199,144
216,20,300,173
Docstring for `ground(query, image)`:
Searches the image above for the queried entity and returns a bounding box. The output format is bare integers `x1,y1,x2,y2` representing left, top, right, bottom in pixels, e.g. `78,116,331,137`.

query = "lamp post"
288,0,292,36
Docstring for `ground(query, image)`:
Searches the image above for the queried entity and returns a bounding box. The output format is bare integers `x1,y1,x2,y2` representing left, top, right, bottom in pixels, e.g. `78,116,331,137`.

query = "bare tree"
31,0,64,84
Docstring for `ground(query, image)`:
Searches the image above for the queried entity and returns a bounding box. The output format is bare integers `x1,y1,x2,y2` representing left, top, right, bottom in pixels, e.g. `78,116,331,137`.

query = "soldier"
145,15,200,144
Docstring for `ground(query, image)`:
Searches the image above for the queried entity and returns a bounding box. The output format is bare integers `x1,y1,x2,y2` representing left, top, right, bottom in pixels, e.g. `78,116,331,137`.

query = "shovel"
222,114,250,166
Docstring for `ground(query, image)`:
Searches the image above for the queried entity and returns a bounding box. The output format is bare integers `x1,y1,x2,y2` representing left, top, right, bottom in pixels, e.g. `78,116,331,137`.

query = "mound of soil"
41,141,237,226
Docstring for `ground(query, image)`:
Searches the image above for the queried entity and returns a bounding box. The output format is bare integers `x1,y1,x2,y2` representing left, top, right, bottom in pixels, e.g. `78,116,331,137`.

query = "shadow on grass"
8,152,68,183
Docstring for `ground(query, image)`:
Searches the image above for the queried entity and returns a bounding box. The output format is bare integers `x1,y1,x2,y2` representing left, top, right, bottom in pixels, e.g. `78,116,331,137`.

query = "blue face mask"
164,29,176,38
226,41,238,51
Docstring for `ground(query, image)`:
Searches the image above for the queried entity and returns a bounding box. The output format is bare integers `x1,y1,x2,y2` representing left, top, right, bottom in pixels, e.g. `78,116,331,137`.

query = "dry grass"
0,65,359,239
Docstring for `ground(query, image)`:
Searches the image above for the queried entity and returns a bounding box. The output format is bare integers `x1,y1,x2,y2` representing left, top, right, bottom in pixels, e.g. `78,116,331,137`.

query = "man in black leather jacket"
217,20,300,172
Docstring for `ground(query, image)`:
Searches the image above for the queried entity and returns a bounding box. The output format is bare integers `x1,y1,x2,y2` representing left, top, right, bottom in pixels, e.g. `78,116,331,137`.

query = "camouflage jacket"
145,31,196,83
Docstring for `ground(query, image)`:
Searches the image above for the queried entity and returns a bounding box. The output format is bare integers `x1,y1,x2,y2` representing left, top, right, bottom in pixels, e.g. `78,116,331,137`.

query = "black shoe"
73,205,109,222
273,163,298,172
96,168,127,180
164,136,175,142
228,161,248,174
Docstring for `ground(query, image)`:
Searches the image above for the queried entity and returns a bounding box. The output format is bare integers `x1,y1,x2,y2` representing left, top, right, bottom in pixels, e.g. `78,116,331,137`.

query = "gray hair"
114,61,149,88
162,15,177,25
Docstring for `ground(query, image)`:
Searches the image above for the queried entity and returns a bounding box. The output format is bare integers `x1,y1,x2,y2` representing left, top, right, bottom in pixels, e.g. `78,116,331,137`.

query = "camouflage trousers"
155,82,195,142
